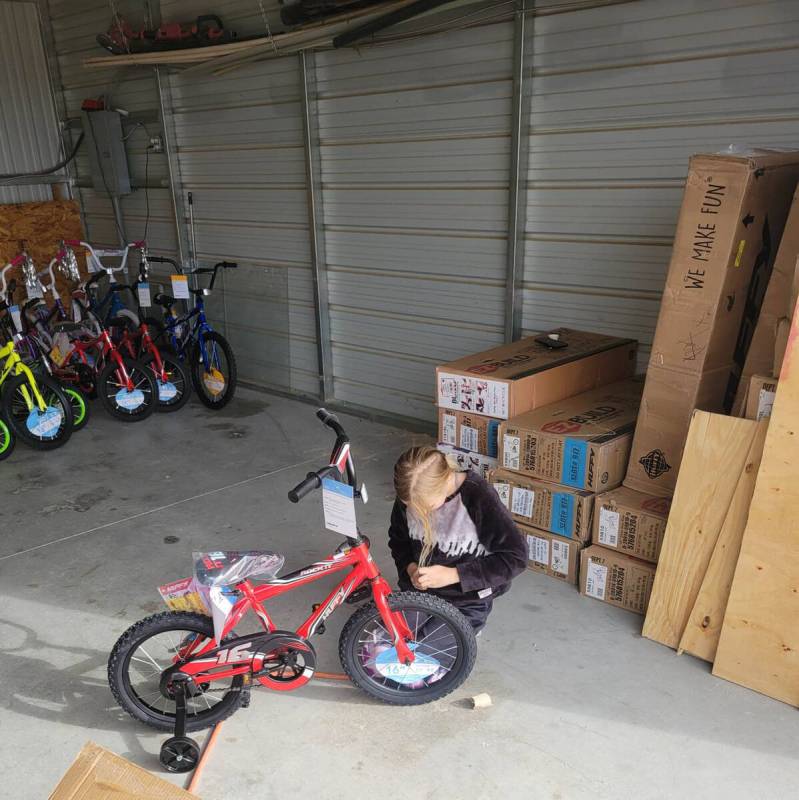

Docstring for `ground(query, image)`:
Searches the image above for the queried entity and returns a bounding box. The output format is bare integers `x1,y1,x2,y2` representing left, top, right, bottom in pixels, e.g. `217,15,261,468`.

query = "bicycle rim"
0,420,11,455
65,388,87,427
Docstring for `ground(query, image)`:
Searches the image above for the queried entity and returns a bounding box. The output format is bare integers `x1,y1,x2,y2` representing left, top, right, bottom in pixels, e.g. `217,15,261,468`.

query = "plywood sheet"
678,421,768,662
641,411,758,649
714,301,799,706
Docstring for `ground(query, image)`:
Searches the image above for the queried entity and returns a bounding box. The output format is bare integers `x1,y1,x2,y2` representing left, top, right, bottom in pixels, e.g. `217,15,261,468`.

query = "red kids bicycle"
108,410,477,772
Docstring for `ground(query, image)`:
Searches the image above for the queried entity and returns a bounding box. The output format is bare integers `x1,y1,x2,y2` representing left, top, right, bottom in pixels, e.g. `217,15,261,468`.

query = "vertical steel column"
300,50,335,402
155,66,189,266
504,2,532,343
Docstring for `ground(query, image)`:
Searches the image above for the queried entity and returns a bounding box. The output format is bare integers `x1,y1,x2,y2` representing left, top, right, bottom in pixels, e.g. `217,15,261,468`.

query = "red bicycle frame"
118,320,165,377
174,540,415,691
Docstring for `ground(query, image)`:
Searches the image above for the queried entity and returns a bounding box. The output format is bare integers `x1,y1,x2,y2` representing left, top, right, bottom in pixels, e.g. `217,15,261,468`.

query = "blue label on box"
561,438,588,488
486,420,500,458
550,492,575,538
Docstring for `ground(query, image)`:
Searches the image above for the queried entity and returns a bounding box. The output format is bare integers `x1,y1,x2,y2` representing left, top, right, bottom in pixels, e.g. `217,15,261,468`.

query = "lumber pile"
637,173,799,707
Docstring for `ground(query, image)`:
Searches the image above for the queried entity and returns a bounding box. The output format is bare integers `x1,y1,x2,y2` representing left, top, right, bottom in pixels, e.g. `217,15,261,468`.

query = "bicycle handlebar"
148,255,180,268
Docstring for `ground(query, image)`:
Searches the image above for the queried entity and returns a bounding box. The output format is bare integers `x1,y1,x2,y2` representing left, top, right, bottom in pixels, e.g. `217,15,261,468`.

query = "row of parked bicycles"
0,238,238,460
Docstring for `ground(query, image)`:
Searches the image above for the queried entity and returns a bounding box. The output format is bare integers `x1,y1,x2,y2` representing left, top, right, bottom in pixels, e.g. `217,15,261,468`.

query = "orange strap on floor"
186,721,223,794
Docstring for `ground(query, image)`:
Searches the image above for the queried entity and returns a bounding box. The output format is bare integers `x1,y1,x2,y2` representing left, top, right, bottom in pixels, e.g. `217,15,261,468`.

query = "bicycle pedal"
240,688,251,708
345,584,371,605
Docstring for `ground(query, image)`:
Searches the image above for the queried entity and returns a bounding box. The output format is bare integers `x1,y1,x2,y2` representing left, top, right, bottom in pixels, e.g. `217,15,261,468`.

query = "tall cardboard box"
520,523,582,584
438,408,501,456
490,468,593,541
579,545,657,615
592,486,671,563
626,150,799,497
498,378,643,492
437,442,497,480
733,185,799,414
436,329,637,419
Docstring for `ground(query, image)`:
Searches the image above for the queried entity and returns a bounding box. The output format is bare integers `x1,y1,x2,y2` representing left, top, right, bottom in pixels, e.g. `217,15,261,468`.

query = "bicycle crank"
252,632,316,692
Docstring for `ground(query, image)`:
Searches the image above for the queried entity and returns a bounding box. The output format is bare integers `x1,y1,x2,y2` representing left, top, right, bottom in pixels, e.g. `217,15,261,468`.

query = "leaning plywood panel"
678,421,768,663
641,411,758,649
714,303,799,705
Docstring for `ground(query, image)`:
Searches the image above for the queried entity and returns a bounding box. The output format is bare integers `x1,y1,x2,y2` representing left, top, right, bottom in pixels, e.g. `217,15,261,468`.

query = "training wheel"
159,735,200,773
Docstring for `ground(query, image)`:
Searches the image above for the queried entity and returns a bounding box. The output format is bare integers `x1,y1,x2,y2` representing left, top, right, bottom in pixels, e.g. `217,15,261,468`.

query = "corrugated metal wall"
316,21,515,419
33,0,799,419
0,1,61,203
521,0,799,369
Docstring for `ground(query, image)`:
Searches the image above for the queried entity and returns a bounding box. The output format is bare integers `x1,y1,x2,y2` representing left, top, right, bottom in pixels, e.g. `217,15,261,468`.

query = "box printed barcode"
460,425,478,452
551,540,570,576
598,507,620,547
442,413,457,445
585,560,608,599
511,487,534,518
503,434,521,470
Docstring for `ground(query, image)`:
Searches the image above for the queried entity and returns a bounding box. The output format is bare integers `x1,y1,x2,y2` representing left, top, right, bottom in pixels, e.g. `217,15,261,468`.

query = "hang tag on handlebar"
171,275,190,300
8,305,22,334
322,478,358,537
137,281,151,307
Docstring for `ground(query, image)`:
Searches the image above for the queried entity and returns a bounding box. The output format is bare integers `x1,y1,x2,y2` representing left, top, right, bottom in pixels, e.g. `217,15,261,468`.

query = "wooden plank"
713,301,799,706
641,411,758,649
678,420,768,663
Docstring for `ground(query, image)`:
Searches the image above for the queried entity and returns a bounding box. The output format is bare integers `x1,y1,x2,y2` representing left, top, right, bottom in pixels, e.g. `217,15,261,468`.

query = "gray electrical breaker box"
81,110,131,195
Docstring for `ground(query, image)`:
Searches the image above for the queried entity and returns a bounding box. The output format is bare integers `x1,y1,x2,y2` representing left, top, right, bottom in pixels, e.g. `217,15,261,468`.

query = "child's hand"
407,562,419,580
414,566,459,590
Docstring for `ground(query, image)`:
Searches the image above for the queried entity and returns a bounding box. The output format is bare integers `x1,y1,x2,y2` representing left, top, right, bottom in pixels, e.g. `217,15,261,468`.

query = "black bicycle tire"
339,591,477,706
108,611,245,732
190,331,237,410
97,357,158,422
141,352,192,412
1,373,74,450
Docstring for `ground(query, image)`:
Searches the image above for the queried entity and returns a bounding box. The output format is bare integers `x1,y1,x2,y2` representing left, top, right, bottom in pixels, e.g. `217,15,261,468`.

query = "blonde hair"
394,446,459,566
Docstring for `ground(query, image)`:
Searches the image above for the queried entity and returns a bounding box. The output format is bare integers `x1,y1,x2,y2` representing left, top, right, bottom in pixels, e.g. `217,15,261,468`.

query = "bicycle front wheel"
0,416,15,461
1,373,73,450
97,358,158,422
191,331,237,409
339,591,477,706
141,352,191,412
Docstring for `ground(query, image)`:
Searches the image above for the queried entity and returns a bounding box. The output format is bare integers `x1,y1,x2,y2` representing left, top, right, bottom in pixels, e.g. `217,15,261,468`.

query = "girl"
388,446,527,632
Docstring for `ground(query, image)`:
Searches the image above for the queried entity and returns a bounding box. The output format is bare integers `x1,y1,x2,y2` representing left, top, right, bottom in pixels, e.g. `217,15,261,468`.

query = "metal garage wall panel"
317,21,514,421
170,55,317,396
0,1,61,203
522,0,799,368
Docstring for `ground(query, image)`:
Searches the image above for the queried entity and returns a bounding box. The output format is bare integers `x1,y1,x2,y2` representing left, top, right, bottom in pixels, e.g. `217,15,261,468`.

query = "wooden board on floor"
713,302,799,706
641,411,758,649
677,420,768,663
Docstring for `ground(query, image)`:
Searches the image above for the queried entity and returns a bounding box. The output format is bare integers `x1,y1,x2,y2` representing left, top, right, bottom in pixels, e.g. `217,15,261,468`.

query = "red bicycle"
108,409,477,772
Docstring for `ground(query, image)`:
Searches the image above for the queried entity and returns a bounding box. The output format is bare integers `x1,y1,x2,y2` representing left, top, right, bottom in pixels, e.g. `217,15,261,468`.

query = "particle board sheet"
713,303,799,706
641,411,758,649
678,421,768,663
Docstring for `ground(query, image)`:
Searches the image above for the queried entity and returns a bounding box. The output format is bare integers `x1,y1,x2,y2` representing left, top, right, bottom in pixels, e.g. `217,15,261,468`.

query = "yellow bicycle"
0,312,73,450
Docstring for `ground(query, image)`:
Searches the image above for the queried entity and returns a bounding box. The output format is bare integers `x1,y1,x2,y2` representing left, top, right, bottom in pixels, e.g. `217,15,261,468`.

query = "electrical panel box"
81,110,131,195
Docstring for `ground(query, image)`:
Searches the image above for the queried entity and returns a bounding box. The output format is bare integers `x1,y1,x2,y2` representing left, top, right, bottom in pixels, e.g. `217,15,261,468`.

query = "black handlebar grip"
316,408,335,424
288,472,321,504
217,261,238,269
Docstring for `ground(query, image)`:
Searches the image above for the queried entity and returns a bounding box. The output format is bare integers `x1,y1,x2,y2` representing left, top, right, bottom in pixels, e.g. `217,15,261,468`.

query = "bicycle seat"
193,550,285,587
153,293,177,308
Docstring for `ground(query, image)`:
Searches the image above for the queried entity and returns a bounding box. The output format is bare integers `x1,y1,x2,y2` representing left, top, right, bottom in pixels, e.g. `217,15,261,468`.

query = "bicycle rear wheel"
339,591,477,706
1,373,73,450
191,331,237,409
108,612,245,732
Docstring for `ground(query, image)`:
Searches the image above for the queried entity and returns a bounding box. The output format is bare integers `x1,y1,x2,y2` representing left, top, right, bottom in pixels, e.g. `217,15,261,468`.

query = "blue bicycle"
145,257,238,409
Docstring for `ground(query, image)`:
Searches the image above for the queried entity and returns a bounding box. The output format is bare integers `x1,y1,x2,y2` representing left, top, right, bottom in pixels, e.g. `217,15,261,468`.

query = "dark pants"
399,577,493,632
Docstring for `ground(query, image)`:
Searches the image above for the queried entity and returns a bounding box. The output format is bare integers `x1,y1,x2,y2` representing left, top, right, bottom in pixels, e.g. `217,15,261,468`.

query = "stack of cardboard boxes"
434,329,639,588
580,150,799,615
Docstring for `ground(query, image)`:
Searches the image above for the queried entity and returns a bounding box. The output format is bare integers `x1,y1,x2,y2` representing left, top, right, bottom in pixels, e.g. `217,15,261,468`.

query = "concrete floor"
0,387,795,799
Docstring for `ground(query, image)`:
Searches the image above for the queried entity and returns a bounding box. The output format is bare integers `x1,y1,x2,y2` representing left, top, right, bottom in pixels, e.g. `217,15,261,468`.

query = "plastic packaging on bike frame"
193,551,285,587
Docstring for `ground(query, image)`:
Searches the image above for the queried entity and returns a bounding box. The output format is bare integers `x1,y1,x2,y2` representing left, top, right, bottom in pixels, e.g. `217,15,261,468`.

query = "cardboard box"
520,523,582,584
498,378,642,492
579,545,657,615
436,329,637,419
437,442,497,480
490,468,593,541
744,374,778,421
592,486,671,563
438,408,501,456
626,150,799,496
50,741,199,799
733,187,799,414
